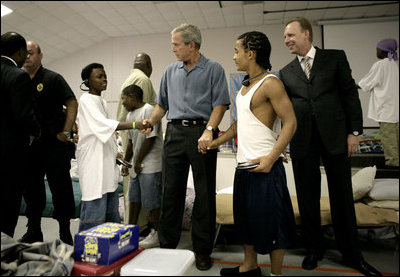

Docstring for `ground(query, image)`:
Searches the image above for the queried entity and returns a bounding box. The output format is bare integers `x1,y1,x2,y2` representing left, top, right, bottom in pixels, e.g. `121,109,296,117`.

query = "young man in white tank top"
207,32,297,276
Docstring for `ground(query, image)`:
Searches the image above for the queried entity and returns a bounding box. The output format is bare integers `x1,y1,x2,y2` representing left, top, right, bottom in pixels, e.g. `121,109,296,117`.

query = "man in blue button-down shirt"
143,23,230,271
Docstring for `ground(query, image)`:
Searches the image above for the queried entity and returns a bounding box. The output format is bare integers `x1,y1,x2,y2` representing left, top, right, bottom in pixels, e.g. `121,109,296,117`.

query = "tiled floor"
13,216,399,276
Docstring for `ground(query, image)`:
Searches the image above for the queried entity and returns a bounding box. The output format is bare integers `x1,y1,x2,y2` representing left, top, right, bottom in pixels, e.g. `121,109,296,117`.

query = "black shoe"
19,230,43,243
195,254,212,271
343,258,382,276
302,250,324,270
60,230,73,245
58,219,73,245
220,266,261,276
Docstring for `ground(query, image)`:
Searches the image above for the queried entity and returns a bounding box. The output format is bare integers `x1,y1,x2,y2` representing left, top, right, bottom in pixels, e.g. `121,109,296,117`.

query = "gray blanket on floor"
1,232,74,276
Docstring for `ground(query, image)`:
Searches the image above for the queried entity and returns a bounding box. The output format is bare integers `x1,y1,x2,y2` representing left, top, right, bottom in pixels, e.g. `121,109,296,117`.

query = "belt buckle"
182,120,190,127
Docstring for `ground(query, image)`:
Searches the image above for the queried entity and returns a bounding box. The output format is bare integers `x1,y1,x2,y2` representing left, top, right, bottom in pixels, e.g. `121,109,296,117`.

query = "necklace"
242,70,268,87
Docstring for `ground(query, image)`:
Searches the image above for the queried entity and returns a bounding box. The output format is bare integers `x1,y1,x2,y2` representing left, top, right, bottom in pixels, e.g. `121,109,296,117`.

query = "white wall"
47,23,322,131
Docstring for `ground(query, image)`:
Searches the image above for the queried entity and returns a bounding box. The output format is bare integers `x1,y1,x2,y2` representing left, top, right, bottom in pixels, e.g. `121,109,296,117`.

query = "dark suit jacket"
279,47,363,158
1,57,39,157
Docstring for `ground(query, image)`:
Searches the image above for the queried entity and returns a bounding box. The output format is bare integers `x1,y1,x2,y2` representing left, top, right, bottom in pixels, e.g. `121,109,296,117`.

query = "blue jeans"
79,189,120,232
129,172,162,210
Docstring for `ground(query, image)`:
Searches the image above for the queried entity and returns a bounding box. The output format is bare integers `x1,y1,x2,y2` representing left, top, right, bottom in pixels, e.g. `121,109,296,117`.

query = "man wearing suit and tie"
279,18,381,276
1,32,40,237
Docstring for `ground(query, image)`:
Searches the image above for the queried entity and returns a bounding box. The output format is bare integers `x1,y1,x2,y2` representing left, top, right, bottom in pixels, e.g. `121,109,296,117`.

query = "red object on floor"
71,248,144,276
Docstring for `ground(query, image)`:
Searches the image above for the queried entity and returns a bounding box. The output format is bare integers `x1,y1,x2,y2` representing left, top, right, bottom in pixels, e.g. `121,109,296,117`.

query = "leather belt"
169,119,207,127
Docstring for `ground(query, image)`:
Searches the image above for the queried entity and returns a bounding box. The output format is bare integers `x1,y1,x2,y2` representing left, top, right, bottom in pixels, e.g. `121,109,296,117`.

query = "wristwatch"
63,131,71,139
352,131,359,136
206,126,213,132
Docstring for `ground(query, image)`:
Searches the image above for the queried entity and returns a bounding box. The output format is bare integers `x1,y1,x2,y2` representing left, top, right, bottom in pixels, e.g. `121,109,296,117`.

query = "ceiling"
1,1,399,64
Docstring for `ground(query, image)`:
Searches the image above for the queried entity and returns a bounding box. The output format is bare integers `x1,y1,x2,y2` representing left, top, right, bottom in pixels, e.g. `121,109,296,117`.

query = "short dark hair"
1,32,27,57
237,31,272,71
122,84,143,101
81,63,103,81
286,17,313,43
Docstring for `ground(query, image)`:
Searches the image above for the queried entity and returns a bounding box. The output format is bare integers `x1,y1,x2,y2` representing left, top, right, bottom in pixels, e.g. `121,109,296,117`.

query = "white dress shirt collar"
297,45,316,63
1,55,18,67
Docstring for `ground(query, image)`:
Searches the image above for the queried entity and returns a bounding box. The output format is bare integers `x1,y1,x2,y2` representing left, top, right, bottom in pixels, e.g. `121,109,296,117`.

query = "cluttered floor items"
1,232,74,276
1,222,195,276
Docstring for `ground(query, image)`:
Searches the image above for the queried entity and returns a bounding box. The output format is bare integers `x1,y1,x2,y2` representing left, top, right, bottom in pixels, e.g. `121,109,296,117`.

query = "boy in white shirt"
77,63,146,232
358,38,399,167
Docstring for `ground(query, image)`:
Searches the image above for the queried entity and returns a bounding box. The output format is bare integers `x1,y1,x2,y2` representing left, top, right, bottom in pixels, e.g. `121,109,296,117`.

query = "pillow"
352,166,376,201
364,198,399,211
368,179,399,201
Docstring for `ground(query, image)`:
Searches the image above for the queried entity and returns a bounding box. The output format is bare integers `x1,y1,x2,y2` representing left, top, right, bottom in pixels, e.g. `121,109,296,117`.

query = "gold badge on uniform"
37,83,43,92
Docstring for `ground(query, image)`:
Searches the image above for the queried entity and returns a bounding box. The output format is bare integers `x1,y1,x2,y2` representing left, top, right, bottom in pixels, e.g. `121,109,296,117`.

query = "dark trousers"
291,119,362,260
158,123,217,255
23,138,75,229
1,141,29,237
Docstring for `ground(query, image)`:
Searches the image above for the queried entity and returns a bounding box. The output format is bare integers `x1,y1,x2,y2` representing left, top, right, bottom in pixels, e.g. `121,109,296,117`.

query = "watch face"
353,131,359,136
207,126,213,131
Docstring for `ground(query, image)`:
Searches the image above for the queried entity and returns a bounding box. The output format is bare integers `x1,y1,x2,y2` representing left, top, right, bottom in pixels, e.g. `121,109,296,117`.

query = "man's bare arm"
207,121,237,150
268,79,296,161
251,79,297,172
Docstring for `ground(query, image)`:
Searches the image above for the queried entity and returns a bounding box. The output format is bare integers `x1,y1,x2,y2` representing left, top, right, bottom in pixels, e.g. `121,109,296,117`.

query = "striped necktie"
303,56,311,79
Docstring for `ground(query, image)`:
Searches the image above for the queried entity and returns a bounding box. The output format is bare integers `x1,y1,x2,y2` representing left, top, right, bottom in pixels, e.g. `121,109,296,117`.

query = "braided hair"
237,31,272,71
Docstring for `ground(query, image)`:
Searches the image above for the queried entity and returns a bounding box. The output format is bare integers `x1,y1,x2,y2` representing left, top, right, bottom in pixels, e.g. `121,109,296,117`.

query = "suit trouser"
158,123,217,255
291,119,362,260
1,170,22,237
23,138,75,229
1,142,29,237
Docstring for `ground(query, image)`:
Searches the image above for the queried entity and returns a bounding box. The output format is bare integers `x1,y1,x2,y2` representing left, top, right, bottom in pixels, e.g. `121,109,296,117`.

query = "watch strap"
63,131,71,139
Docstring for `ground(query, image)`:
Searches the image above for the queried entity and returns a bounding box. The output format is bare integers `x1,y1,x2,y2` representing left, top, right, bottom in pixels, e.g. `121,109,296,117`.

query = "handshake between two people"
134,119,153,133
135,119,218,154
135,119,219,153
197,131,218,155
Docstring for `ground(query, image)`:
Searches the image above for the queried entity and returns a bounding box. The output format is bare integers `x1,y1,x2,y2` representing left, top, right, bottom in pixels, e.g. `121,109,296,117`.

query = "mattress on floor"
216,193,399,227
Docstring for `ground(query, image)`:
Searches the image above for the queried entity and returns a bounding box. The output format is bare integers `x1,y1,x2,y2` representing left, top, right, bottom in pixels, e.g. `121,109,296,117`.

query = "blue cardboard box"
74,222,139,265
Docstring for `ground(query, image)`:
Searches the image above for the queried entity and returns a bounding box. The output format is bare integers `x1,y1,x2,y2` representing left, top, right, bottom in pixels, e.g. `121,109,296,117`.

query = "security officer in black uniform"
19,41,78,245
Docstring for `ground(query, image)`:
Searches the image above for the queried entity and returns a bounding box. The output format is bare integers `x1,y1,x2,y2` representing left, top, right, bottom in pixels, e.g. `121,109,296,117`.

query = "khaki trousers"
380,122,399,166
